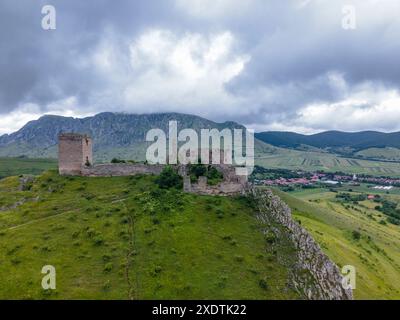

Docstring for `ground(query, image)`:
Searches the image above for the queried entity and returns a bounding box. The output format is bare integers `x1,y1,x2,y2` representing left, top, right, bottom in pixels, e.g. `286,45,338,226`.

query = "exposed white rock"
248,187,353,300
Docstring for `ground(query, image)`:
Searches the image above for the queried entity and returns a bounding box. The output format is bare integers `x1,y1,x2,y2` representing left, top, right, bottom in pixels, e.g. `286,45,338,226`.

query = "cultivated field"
274,187,400,299
255,145,400,177
355,147,400,162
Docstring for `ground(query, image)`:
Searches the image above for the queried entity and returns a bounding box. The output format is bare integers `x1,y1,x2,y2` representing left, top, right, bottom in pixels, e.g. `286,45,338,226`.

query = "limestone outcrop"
248,187,353,300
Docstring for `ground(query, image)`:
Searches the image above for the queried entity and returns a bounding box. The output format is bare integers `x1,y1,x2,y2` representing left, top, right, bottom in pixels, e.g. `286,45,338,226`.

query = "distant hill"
255,131,400,151
2,113,400,176
0,112,245,161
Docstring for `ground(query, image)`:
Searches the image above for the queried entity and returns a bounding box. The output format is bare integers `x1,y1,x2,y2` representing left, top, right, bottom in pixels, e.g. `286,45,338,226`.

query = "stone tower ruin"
58,133,93,175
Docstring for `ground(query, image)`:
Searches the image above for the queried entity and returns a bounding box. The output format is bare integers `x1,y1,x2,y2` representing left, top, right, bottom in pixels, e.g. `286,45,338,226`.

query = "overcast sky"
0,0,399,134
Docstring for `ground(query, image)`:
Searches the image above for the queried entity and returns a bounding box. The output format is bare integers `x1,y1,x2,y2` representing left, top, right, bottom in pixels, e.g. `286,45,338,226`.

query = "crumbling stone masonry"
58,133,92,176
184,165,248,196
81,163,165,177
58,133,248,195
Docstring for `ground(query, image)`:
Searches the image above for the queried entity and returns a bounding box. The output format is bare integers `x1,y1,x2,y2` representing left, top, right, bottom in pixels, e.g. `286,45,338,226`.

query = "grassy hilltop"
0,171,301,300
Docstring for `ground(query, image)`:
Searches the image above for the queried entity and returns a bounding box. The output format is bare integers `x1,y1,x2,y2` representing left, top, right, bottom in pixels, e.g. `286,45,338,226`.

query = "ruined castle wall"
214,165,248,184
183,176,191,192
182,164,248,196
189,181,245,196
59,136,84,175
81,137,93,166
197,176,208,190
249,187,353,300
81,164,164,177
58,133,247,195
218,182,244,194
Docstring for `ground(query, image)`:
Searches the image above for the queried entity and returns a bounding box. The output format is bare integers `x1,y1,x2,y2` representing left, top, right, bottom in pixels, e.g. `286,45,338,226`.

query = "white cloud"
174,0,255,18
0,97,94,135
1,28,252,135
245,78,400,134
2,1,400,135
292,89,400,133
123,29,250,116
0,104,42,135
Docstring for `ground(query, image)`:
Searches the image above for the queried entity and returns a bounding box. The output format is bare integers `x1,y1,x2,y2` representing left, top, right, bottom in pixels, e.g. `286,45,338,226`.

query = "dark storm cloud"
225,0,400,115
0,0,399,132
0,0,178,113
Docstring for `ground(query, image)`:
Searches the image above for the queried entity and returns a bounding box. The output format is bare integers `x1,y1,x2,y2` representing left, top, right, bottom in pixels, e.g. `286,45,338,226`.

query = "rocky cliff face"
248,187,353,300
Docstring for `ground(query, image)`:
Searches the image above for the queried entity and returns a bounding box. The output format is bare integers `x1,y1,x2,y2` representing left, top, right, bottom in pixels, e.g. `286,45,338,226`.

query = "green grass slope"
0,157,57,179
0,171,300,300
355,147,400,161
272,188,400,300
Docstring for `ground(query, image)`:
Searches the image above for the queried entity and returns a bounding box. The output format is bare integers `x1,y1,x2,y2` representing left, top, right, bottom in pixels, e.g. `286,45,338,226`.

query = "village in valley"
252,167,400,190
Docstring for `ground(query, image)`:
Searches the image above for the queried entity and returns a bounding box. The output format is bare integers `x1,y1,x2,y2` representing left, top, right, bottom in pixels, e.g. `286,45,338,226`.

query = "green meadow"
273,188,400,300
355,147,400,162
0,157,57,179
0,171,300,300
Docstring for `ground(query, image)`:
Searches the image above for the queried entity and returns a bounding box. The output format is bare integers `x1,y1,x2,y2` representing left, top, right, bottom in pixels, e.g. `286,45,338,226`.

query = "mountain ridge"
2,111,400,167
0,112,246,160
255,130,400,150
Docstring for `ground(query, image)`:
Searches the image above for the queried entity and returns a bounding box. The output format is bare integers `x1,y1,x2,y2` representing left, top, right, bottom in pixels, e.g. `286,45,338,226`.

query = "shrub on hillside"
234,255,244,262
111,158,126,164
188,164,223,185
207,166,224,185
156,166,182,189
93,235,105,246
387,217,400,225
103,263,113,273
258,278,269,290
352,230,361,240
189,164,207,180
102,254,112,262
